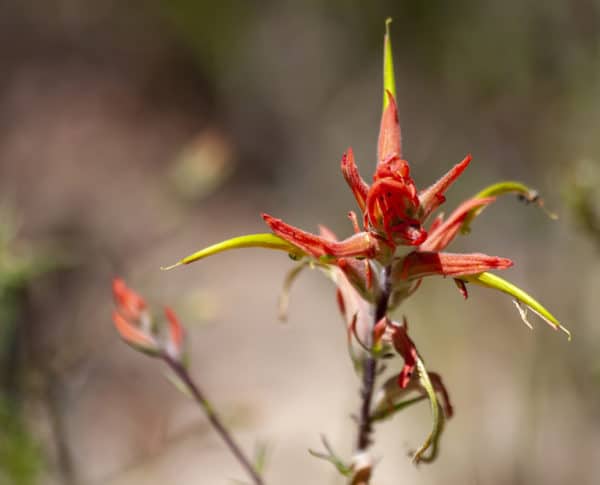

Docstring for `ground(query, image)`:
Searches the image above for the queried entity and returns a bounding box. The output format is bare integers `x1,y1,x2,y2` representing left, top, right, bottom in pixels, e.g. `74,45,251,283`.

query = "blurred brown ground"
1,1,600,484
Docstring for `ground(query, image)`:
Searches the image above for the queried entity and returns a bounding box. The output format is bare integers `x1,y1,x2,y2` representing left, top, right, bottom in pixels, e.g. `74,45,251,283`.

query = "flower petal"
263,214,379,259
418,154,472,220
419,196,496,251
460,272,571,339
389,318,417,389
112,278,146,320
340,148,370,213
378,91,403,163
165,307,184,358
112,311,157,351
161,233,303,270
396,251,513,280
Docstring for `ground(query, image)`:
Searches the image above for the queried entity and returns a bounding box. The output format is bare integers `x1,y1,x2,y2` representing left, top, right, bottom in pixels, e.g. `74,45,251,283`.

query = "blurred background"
1,1,600,484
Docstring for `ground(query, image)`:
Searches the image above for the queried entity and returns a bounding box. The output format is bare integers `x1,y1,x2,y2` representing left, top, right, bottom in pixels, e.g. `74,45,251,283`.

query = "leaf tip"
385,17,393,33
161,261,183,271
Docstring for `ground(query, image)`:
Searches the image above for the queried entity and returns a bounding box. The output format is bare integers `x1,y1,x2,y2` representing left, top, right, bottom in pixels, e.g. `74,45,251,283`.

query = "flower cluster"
118,19,570,479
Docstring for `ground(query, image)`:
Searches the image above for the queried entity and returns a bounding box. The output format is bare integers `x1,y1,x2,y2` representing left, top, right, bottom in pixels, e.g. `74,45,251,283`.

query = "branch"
162,354,264,485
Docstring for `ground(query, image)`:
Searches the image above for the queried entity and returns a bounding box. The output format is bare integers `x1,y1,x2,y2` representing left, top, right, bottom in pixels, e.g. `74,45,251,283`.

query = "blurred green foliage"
565,159,600,248
158,0,256,75
0,398,41,485
0,208,62,485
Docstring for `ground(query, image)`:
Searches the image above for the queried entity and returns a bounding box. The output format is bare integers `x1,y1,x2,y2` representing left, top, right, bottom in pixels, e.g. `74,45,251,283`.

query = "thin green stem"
162,354,264,485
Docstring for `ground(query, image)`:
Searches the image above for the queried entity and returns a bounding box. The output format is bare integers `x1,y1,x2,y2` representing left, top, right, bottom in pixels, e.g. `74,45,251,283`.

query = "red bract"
263,90,511,289
111,278,184,358
113,277,147,321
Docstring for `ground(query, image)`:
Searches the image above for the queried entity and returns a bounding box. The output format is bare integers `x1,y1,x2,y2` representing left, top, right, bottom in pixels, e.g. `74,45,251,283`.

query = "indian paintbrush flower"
112,278,185,360
159,18,570,474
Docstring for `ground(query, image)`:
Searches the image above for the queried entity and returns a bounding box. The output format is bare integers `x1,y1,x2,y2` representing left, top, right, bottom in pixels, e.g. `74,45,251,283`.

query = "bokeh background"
2,1,600,484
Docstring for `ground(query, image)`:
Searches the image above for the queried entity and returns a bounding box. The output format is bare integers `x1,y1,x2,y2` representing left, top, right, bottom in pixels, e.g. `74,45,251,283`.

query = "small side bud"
112,311,159,355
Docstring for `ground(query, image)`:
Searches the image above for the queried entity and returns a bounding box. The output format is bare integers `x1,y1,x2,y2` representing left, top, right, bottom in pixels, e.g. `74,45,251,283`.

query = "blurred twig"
161,353,264,485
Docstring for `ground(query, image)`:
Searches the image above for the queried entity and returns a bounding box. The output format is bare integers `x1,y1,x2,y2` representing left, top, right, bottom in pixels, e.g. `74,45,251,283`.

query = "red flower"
263,91,511,287
163,24,568,338
112,278,184,358
159,21,569,471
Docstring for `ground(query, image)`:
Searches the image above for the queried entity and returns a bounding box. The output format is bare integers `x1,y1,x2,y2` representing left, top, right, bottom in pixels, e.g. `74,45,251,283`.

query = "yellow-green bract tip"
383,18,396,111
412,357,444,464
161,261,182,271
161,233,303,270
461,272,571,340
461,181,558,234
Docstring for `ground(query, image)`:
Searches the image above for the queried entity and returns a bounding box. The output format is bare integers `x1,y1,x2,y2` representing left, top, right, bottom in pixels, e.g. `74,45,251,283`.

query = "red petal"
377,91,403,163
317,224,338,241
336,288,346,317
418,154,472,219
112,278,146,320
398,251,513,280
112,311,155,348
341,148,370,213
365,176,426,246
165,307,184,352
390,319,417,389
419,196,496,251
263,214,378,259
428,213,445,233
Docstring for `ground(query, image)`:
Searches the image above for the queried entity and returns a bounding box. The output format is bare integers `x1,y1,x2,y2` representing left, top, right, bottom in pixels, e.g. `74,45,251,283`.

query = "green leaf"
370,395,427,423
383,18,396,111
308,435,352,477
253,441,269,475
161,233,303,270
472,181,536,200
461,181,557,234
278,261,308,321
411,357,444,464
461,272,571,339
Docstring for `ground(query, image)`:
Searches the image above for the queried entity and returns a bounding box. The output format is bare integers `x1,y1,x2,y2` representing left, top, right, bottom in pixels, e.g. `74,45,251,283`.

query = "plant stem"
356,265,391,451
162,354,264,485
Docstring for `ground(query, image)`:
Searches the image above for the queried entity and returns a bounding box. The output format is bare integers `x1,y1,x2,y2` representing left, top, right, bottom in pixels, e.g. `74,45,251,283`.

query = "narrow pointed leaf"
418,154,472,219
383,18,396,111
461,181,557,234
461,272,571,339
278,261,308,321
473,181,536,199
412,357,444,464
163,369,193,398
370,395,427,422
253,441,270,474
161,233,303,270
308,435,352,477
